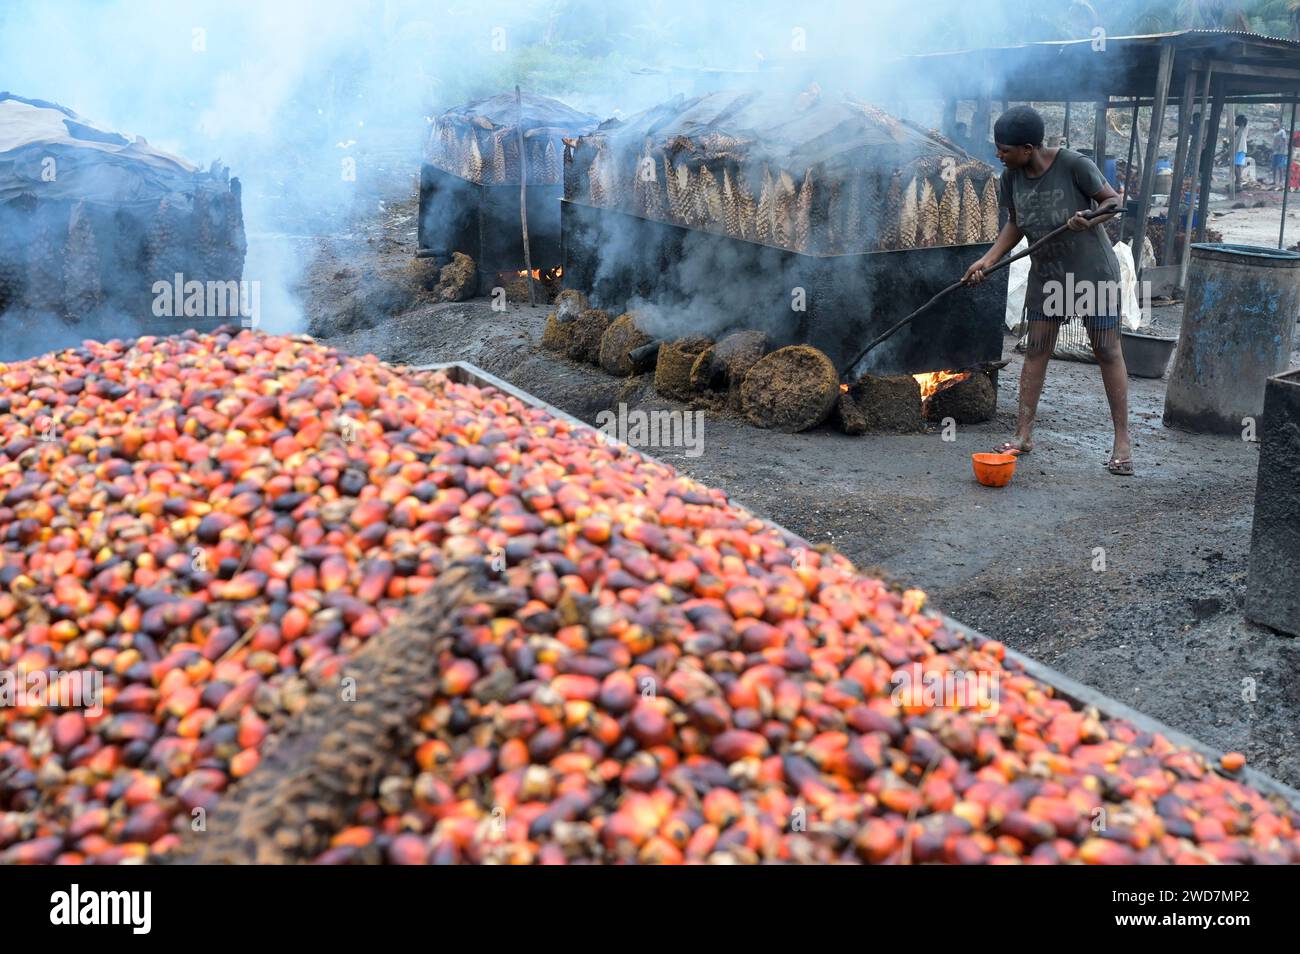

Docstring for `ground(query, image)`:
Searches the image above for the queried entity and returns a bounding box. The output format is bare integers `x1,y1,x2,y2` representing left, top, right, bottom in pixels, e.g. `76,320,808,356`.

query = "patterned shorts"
1025,308,1119,332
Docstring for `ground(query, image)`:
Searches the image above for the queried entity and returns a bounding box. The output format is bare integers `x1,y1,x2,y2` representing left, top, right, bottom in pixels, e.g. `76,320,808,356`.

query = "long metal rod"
1134,43,1175,279
1180,68,1214,291
1164,68,1198,269
1064,100,1072,148
1281,97,1298,249
844,209,1125,377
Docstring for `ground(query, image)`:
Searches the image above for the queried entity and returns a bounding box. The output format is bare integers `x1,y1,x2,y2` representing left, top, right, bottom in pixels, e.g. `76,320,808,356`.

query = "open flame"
913,370,971,403
516,266,563,282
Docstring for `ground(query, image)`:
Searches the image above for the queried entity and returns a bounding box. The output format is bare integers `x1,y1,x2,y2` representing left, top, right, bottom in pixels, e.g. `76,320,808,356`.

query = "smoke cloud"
0,0,1178,356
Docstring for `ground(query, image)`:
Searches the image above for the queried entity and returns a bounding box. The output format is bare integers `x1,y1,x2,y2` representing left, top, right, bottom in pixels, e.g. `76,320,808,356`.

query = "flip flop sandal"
1105,457,1134,476
994,442,1029,456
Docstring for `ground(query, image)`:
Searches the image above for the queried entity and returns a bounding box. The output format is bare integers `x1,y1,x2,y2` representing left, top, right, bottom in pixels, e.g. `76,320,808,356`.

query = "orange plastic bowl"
971,452,1017,487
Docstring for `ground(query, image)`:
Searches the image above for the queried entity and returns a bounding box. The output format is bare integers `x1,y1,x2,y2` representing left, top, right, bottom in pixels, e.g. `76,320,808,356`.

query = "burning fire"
517,267,563,281
913,370,971,403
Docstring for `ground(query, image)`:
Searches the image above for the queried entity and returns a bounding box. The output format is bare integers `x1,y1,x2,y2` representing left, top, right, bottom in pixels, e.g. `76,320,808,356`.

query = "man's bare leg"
1088,323,1132,466
1005,319,1060,453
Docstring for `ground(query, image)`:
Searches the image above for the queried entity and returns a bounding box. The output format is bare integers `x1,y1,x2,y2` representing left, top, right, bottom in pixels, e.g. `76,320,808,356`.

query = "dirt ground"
290,183,1300,787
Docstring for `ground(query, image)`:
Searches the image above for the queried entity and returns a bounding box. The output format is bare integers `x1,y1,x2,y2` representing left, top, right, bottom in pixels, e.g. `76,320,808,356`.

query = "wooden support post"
1180,68,1214,292
1134,43,1174,279
515,85,535,307
1064,100,1072,148
1198,81,1226,242
1123,99,1140,242
942,98,958,139
1227,103,1237,199
1164,68,1197,269
1282,96,1298,249
1093,100,1108,174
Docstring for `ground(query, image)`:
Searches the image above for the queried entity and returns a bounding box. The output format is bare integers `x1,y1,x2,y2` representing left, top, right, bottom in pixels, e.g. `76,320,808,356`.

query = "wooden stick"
515,85,535,307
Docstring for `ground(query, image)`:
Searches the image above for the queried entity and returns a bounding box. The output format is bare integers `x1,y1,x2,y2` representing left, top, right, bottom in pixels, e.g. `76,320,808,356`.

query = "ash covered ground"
295,179,1300,788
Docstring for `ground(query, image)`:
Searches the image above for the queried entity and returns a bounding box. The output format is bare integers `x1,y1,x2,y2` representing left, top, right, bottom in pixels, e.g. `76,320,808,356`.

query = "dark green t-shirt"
1000,149,1121,316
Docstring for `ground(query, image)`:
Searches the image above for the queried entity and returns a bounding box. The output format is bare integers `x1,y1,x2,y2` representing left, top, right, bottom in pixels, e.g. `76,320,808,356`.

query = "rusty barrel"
1163,243,1300,434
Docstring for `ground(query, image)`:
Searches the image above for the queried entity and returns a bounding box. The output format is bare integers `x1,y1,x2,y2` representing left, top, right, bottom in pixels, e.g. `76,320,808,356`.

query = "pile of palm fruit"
564,89,1001,255
423,93,599,187
2,328,1299,865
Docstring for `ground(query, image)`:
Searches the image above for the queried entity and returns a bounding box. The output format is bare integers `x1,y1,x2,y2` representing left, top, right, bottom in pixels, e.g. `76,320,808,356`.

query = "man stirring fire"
962,106,1132,476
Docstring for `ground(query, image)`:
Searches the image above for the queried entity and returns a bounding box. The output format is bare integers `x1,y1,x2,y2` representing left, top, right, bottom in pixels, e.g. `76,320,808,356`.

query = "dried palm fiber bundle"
541,289,589,352
699,164,724,229
633,143,659,218
466,132,484,183
721,167,743,238
734,172,757,240
755,166,776,244
145,192,191,286
917,179,939,247
565,308,615,364
655,335,714,400
820,180,842,252
63,200,102,313
664,154,684,222
713,328,771,410
938,177,959,245
689,344,719,390
598,312,655,376
563,141,579,199
490,131,508,184
542,139,561,183
795,168,813,252
956,177,982,245
741,344,840,432
193,187,230,280
774,171,797,248
435,123,458,168
681,163,702,227
588,143,611,208
896,176,918,249
879,173,901,250
982,176,1001,241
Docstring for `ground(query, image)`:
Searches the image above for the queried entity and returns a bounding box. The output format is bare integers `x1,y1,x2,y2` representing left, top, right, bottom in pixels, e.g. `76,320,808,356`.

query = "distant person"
1234,114,1249,189
1273,119,1289,187
961,106,1132,476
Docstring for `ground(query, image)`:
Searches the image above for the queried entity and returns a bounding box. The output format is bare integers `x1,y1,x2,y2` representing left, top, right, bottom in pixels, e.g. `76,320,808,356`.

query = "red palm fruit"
230,748,260,778
854,819,898,862
441,659,479,697
598,671,637,713
319,556,349,592
703,789,743,828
